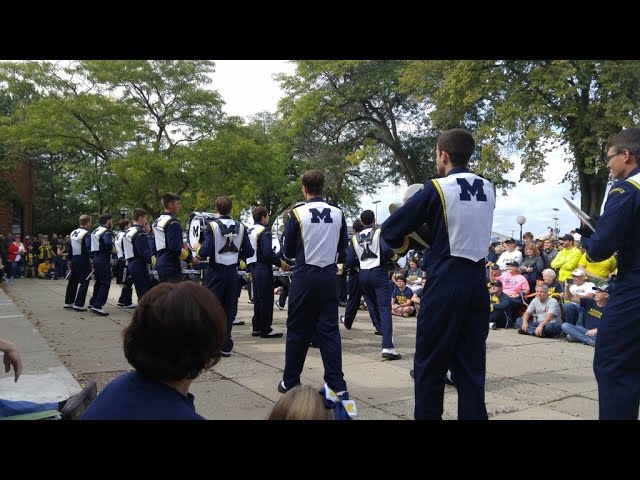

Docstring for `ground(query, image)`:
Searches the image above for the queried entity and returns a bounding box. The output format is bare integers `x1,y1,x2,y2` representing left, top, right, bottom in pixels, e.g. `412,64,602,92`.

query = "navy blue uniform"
64,226,92,308
341,257,364,329
123,224,153,302
88,225,114,310
152,213,192,282
382,167,495,420
347,227,397,348
247,224,284,335
114,230,134,306
281,198,348,393
582,167,640,419
197,216,253,354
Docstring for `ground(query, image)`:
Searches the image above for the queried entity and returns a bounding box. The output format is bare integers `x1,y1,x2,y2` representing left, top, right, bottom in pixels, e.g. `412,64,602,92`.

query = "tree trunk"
393,148,420,185
577,169,609,217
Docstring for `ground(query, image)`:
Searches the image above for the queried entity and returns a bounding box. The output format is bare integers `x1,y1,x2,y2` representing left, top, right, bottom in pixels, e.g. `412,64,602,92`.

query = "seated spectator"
489,280,512,329
487,264,501,289
539,268,563,300
497,261,529,320
411,272,427,315
0,336,96,419
516,283,563,338
82,281,226,420
268,384,354,420
391,274,415,318
37,260,55,279
561,284,610,346
405,258,423,286
560,269,595,326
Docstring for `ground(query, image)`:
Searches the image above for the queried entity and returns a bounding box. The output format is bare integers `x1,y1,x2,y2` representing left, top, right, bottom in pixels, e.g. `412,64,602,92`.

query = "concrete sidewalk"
0,277,604,419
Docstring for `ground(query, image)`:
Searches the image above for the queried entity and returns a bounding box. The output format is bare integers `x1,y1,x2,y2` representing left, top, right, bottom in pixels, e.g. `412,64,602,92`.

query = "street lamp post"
119,206,129,220
372,199,381,223
552,208,559,233
516,215,526,242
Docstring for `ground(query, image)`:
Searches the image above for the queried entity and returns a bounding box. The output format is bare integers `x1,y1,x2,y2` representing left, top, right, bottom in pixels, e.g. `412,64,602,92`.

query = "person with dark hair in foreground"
82,282,226,420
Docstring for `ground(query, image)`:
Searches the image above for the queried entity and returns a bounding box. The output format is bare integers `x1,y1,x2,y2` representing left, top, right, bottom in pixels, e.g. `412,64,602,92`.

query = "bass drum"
187,212,218,251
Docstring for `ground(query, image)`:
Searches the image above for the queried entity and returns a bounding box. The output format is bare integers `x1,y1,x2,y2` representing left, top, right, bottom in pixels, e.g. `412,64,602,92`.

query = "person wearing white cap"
561,284,611,346
562,269,595,326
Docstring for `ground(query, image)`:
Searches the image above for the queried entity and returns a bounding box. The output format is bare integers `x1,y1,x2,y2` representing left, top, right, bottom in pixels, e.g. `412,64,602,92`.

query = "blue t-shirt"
391,285,413,305
579,297,604,330
82,371,204,420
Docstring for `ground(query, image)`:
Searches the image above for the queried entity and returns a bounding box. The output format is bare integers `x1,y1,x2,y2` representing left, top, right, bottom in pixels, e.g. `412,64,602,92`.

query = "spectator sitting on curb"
0,337,96,419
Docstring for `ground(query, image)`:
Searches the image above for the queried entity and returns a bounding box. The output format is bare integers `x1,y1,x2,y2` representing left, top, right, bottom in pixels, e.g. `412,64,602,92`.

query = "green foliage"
278,60,438,201
402,60,640,215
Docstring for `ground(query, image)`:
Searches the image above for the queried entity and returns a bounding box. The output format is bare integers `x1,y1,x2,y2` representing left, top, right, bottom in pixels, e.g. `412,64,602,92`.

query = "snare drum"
187,212,218,251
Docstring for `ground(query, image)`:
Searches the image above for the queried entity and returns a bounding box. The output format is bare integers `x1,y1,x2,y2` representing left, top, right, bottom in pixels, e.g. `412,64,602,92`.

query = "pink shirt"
497,272,530,297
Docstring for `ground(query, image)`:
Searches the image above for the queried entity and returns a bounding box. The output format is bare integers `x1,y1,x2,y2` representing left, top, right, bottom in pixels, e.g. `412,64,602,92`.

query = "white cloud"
212,60,296,119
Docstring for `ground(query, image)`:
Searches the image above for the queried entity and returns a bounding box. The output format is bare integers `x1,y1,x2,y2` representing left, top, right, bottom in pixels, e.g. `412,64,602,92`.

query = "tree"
84,60,225,217
402,60,640,216
278,61,438,186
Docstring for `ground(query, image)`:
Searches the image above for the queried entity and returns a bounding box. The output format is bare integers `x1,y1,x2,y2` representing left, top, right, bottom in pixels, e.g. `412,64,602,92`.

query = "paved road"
0,277,605,419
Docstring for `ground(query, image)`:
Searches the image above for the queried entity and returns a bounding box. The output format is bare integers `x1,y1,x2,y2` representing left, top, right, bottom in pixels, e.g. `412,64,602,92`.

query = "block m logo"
457,178,487,201
309,208,333,223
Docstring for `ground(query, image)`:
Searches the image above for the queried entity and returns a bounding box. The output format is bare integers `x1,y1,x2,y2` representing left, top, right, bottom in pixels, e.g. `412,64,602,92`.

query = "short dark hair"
352,219,364,233
161,193,181,209
302,170,324,196
437,128,475,167
118,219,130,230
606,128,640,162
123,282,227,382
99,213,112,225
252,205,269,224
216,196,232,216
132,208,148,222
360,210,375,226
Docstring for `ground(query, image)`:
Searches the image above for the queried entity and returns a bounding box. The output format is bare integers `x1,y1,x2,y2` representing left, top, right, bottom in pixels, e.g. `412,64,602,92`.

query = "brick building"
0,159,34,237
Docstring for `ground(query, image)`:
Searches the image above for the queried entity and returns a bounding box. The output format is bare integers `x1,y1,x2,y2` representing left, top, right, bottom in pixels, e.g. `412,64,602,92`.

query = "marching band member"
63,215,93,312
152,193,195,282
88,214,114,316
195,196,253,357
246,206,287,338
382,129,495,420
123,209,154,304
277,170,351,404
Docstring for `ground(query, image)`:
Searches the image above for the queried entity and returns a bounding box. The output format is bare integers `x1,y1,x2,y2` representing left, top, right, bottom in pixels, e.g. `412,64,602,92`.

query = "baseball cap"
571,269,585,276
503,238,516,243
506,261,520,267
560,234,575,241
489,280,503,288
490,265,501,270
593,283,611,293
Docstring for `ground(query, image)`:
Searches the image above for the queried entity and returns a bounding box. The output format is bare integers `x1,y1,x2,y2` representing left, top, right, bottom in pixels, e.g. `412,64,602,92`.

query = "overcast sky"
212,60,595,239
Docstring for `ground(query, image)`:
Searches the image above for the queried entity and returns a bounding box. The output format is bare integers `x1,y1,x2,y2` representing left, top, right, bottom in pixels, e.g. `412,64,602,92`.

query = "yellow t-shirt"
579,253,616,279
38,262,52,276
